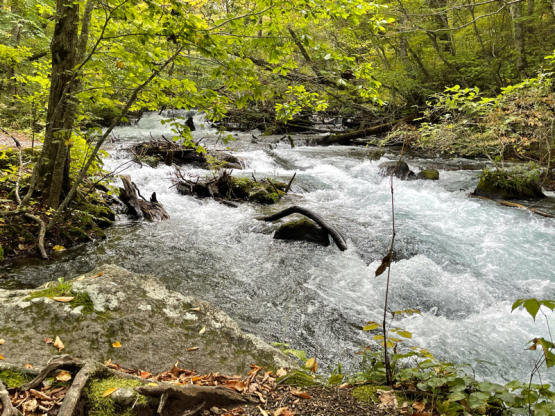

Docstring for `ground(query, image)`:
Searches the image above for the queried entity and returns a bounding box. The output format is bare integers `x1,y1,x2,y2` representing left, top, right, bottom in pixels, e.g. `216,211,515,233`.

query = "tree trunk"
35,0,79,208
510,1,526,76
5,0,21,95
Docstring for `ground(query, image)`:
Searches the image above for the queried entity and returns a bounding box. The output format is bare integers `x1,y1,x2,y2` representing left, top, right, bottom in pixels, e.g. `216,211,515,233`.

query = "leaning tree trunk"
34,0,79,209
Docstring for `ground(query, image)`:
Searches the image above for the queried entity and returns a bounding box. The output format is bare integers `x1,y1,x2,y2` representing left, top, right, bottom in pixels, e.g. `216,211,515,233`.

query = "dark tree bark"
35,0,80,209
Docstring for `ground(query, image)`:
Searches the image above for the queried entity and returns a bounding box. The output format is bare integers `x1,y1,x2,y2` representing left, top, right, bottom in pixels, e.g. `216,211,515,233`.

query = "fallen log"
119,175,170,221
259,206,347,251
315,113,418,146
469,194,555,218
135,383,250,412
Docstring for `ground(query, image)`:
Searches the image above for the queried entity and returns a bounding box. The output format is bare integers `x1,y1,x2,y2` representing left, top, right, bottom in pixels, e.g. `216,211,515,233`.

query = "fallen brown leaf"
102,387,119,397
412,413,433,416
339,383,351,389
112,341,122,348
56,370,72,382
22,398,38,412
275,368,288,378
45,337,53,344
53,336,64,352
274,408,294,416
413,401,426,412
0,353,4,360
52,297,75,302
139,370,152,379
187,347,199,351
258,406,269,416
291,390,311,399
199,326,206,334
0,339,5,345
376,389,398,409
189,307,201,312
25,363,33,369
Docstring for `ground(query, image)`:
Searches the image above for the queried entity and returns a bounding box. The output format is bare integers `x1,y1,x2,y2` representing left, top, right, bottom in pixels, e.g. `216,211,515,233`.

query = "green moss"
248,187,279,204
26,280,95,314
0,370,32,388
86,376,149,416
277,370,318,387
0,244,3,263
417,169,440,180
66,225,91,243
352,385,391,404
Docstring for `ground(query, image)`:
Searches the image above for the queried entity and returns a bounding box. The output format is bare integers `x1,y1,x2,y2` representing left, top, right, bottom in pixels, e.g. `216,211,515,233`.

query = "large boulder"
274,218,330,246
417,169,440,180
378,161,415,180
474,177,546,200
0,265,294,375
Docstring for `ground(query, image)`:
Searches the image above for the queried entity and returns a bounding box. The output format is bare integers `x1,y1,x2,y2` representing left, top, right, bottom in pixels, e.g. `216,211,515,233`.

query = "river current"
2,112,555,384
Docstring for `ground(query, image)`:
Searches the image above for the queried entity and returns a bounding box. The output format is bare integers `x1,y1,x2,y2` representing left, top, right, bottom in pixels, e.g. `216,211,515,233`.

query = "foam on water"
3,113,554,383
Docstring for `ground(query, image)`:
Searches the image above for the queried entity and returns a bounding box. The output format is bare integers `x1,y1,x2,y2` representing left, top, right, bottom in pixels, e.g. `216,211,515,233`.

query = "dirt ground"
0,129,37,149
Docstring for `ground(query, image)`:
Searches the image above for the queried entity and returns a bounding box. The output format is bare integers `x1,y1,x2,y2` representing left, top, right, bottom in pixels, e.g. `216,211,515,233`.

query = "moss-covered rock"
80,203,116,227
249,187,279,204
0,265,296,375
277,370,318,387
65,226,92,243
86,376,149,416
474,177,546,200
219,177,253,199
274,218,330,246
134,155,161,168
417,169,440,180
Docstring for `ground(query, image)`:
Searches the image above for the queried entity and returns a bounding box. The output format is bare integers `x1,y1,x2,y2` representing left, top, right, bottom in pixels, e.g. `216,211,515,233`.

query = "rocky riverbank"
0,265,294,375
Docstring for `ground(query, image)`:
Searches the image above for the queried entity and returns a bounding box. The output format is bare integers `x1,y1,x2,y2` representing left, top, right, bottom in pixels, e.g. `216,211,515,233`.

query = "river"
2,111,555,384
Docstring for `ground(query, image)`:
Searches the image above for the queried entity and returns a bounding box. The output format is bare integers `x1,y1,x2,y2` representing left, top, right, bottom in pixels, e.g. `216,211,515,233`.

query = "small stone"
378,161,415,180
210,407,224,415
31,297,45,304
274,218,330,246
111,387,135,405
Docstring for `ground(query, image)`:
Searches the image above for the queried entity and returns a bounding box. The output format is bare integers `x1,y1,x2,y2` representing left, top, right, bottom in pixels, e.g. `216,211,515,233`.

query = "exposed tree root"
136,383,250,411
260,205,348,251
0,380,22,416
57,361,97,416
21,356,85,391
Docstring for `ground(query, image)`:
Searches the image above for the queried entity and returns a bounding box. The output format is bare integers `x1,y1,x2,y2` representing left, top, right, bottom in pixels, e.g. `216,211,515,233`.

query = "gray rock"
378,161,415,180
274,218,330,246
0,265,294,375
111,387,136,405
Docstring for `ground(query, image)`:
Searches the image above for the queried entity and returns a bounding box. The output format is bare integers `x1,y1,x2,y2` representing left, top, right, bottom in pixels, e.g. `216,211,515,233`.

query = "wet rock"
378,161,415,180
0,265,294,375
186,116,196,132
274,218,330,246
417,169,439,180
249,187,279,204
474,177,546,200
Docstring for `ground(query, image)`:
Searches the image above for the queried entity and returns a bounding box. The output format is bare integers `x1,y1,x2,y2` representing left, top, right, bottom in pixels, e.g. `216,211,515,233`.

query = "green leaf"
523,299,541,319
397,331,412,339
363,323,379,331
504,380,521,390
467,392,490,409
448,391,467,401
283,349,306,361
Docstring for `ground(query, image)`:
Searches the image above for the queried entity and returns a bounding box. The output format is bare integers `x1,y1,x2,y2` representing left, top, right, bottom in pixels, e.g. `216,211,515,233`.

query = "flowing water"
2,112,555,384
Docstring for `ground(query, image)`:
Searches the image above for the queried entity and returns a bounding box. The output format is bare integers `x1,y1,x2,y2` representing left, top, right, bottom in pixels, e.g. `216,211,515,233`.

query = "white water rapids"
3,111,555,384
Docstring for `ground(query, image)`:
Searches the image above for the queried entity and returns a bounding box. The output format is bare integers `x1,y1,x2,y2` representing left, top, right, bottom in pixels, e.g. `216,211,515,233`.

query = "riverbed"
2,111,554,384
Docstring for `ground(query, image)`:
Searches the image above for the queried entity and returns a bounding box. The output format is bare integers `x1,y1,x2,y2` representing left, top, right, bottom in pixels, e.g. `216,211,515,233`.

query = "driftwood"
469,194,555,218
119,175,170,221
260,205,348,251
315,113,418,146
0,380,22,416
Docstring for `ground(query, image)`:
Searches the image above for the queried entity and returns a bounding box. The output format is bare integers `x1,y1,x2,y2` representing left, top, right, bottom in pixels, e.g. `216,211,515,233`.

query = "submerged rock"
274,218,330,246
378,161,415,180
417,169,440,180
0,265,294,375
474,177,546,200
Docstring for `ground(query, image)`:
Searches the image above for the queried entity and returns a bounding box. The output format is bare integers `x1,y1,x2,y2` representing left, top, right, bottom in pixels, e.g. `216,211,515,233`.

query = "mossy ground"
0,369,33,388
352,384,409,407
85,376,149,416
277,370,318,387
